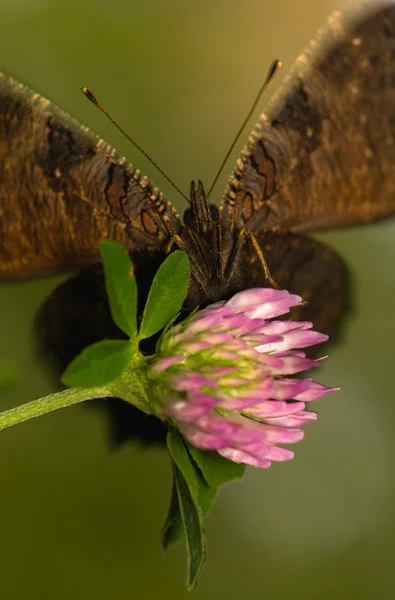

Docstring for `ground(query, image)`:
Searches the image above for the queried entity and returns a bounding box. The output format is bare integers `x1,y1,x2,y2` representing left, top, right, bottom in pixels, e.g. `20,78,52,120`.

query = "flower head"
148,288,338,469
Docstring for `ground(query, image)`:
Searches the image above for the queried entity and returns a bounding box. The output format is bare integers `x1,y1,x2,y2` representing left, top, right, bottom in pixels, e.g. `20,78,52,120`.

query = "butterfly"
1,4,395,444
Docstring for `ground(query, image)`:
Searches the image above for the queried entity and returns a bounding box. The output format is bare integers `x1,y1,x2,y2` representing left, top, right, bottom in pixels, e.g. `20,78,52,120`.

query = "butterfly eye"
183,207,195,227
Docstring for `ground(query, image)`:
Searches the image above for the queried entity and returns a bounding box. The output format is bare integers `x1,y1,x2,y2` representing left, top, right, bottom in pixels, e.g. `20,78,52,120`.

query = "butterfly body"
1,4,395,442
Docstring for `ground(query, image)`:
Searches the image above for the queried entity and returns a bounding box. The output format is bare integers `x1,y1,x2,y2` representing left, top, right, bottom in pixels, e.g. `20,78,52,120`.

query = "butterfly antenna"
207,59,281,199
82,87,189,202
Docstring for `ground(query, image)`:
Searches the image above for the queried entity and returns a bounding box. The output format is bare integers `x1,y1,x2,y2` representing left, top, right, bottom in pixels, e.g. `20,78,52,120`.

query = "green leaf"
161,478,183,549
61,340,134,387
139,251,190,340
187,443,245,487
100,241,138,338
196,469,217,513
162,458,216,550
167,429,206,590
173,465,205,591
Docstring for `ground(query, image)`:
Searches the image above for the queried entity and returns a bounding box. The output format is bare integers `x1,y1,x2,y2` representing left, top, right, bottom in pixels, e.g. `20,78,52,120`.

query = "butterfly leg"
165,234,185,254
225,228,278,289
165,232,213,286
247,230,279,288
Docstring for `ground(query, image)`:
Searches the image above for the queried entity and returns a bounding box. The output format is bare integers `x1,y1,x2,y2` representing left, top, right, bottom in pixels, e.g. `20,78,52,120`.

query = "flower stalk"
0,386,111,431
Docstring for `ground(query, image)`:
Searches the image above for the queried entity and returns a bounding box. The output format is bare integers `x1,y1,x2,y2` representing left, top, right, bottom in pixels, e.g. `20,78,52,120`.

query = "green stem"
0,386,112,431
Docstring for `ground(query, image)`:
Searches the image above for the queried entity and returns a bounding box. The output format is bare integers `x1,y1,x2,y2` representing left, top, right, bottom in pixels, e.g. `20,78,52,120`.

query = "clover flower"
150,288,338,468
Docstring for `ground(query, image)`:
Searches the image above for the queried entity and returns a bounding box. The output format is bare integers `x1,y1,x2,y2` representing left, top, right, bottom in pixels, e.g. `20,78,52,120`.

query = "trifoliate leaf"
167,428,206,590
100,241,138,338
61,340,134,387
140,251,190,339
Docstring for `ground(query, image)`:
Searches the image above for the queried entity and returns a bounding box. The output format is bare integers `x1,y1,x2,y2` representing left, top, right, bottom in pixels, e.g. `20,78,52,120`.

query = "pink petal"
171,373,217,391
259,425,304,444
186,311,226,333
241,333,286,347
250,320,313,336
271,378,312,400
294,381,340,401
197,414,241,437
227,419,304,444
218,447,273,468
212,349,245,362
227,289,302,319
183,341,213,353
179,424,229,450
247,399,306,419
224,316,267,336
165,392,218,421
254,352,286,370
212,416,304,445
255,329,328,353
237,439,295,462
203,332,242,346
268,354,319,375
264,410,318,427
153,355,185,372
218,377,274,409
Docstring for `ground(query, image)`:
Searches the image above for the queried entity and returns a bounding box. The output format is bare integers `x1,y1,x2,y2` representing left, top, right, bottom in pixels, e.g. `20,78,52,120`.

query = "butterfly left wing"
221,4,395,233
0,72,180,278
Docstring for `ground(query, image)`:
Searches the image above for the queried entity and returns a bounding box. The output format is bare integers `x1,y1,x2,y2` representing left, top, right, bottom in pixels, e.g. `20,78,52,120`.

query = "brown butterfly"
1,4,395,443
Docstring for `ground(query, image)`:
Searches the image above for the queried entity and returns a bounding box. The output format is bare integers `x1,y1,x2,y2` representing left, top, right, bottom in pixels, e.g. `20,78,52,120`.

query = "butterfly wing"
221,4,395,233
0,73,180,277
244,230,349,338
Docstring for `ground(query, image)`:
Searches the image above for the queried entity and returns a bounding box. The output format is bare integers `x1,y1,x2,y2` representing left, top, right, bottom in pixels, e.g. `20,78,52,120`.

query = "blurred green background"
1,0,395,597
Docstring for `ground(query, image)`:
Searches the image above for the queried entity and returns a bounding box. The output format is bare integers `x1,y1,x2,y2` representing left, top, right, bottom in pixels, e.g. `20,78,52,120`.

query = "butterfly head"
182,180,219,231
180,180,236,306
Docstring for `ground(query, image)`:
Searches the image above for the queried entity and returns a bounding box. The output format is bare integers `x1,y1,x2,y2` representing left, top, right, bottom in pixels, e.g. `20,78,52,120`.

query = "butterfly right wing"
221,3,395,233
0,72,180,278
249,230,349,338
